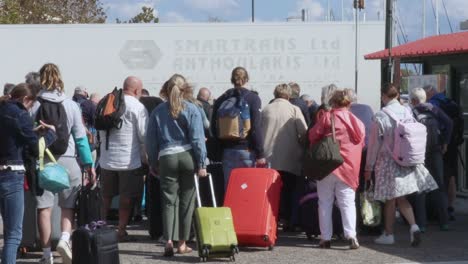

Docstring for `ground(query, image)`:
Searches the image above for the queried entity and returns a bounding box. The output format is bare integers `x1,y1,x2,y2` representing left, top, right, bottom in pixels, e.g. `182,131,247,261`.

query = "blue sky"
102,0,468,42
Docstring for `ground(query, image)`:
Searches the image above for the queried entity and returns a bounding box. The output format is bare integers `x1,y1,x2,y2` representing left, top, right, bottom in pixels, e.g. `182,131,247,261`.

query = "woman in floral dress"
364,84,438,247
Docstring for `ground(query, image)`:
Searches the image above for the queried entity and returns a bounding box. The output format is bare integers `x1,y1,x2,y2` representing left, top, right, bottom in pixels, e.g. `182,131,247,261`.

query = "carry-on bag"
224,168,282,249
76,171,102,227
146,171,163,239
303,114,343,181
72,221,120,264
194,174,239,262
360,182,382,227
38,137,70,193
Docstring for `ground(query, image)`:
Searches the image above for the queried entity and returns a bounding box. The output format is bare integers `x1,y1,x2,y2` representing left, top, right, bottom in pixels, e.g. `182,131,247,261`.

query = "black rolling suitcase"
76,172,102,227
146,172,163,239
72,222,119,264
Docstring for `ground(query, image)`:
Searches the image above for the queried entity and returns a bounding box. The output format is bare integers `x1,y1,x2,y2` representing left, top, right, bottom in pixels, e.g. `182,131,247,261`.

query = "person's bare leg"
397,196,421,246
101,196,112,222
118,197,133,237
38,208,52,248
396,196,416,225
38,208,53,261
384,199,396,235
61,208,74,233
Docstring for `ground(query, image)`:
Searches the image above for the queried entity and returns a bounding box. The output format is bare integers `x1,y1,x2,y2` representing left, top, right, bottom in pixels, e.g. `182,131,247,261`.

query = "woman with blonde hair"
308,90,365,249
34,63,95,264
146,74,207,257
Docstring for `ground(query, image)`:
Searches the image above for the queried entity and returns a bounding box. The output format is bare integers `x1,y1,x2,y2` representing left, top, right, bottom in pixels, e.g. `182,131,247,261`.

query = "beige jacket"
261,98,308,176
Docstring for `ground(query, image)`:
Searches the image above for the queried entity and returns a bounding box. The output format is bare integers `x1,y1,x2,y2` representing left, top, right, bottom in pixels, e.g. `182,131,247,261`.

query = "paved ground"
9,197,468,264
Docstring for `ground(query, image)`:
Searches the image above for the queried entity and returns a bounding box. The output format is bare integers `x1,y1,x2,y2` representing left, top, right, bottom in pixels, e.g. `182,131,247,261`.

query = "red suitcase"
224,168,282,250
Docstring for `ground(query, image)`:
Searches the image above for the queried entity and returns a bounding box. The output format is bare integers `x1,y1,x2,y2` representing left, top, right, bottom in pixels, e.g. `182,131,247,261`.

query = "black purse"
303,113,344,181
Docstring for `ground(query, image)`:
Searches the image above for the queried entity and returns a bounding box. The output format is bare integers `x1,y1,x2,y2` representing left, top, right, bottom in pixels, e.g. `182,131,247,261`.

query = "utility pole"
422,0,426,37
251,0,255,22
435,0,440,35
354,0,365,93
383,0,394,84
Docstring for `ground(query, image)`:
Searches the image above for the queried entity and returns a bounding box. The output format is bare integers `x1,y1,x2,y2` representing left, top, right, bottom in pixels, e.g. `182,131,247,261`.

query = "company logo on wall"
120,40,162,69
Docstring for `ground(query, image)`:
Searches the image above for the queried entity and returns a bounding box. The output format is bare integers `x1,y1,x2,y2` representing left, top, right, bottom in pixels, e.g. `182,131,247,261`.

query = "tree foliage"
0,0,106,24
117,6,158,24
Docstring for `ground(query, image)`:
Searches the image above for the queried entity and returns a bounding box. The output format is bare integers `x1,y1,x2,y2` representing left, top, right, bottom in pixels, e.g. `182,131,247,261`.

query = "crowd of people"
0,63,464,263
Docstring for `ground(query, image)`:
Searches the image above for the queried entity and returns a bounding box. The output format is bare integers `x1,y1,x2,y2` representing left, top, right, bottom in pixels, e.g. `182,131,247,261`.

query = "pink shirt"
308,108,365,190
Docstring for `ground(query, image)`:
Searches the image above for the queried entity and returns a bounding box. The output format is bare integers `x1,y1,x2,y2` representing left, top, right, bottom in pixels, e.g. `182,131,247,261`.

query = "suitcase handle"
194,173,217,208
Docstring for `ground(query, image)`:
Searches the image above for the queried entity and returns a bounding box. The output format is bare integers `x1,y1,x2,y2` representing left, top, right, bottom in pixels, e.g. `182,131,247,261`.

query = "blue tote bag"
38,137,70,193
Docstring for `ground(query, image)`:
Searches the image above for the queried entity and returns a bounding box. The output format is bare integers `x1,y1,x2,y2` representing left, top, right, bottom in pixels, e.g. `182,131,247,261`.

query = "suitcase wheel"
268,245,274,251
201,246,210,258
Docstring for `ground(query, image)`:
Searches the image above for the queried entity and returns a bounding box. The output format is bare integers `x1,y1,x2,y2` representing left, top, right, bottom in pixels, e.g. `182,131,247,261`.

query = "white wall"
0,22,384,110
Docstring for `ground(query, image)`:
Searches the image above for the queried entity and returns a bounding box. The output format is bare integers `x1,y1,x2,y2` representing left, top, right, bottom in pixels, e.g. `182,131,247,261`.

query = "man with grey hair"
409,87,453,231
262,83,307,231
321,84,338,106
423,84,464,221
288,82,311,125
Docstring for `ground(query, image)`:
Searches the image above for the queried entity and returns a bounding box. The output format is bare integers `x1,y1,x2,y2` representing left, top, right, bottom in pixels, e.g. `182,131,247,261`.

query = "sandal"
163,246,175,257
176,246,193,254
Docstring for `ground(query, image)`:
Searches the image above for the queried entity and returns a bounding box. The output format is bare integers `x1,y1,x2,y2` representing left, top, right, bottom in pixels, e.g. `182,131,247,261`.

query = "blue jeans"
0,171,24,264
222,149,255,190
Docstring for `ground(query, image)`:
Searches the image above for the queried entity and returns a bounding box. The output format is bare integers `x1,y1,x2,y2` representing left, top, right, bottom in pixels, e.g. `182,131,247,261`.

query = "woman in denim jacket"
0,84,55,264
146,74,207,257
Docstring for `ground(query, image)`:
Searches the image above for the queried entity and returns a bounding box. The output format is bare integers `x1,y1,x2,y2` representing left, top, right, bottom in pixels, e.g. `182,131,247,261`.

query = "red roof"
365,31,468,60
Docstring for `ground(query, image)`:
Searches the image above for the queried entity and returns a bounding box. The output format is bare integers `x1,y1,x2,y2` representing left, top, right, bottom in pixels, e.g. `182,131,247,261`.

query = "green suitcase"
194,174,239,262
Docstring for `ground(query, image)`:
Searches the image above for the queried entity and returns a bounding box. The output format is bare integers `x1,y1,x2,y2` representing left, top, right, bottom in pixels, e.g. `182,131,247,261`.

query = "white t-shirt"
99,95,148,170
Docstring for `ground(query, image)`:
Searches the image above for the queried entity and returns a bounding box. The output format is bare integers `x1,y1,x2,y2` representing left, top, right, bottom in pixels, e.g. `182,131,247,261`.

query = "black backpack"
35,99,70,155
435,97,465,146
94,88,126,149
413,108,441,152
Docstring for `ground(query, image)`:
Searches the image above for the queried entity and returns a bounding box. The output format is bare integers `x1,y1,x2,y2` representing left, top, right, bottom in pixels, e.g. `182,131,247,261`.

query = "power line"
441,0,453,33
430,0,438,29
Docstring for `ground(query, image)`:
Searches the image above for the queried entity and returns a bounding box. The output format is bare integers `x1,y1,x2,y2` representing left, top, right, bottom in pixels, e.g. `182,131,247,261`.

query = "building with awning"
365,31,468,195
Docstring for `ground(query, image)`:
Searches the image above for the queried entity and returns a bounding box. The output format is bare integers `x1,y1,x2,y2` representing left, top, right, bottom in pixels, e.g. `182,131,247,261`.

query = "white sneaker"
39,256,53,264
57,239,72,264
374,233,395,245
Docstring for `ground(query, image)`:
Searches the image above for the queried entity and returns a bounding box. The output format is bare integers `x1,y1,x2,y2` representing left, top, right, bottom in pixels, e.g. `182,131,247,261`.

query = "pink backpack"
382,108,427,167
